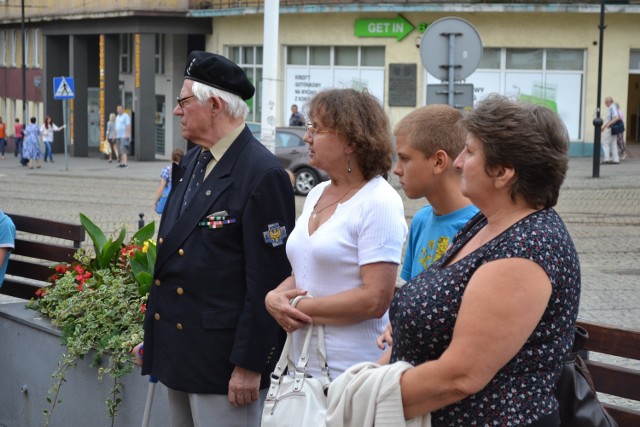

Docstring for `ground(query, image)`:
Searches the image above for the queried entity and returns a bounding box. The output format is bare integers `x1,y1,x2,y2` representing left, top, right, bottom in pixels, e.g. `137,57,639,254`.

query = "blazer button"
176,287,184,295
158,238,164,244
154,279,161,286
176,323,183,330
178,249,185,256
154,313,160,321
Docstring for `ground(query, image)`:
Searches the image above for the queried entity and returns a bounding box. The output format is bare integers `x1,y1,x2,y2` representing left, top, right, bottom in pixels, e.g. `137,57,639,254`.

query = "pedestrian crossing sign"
53,77,75,100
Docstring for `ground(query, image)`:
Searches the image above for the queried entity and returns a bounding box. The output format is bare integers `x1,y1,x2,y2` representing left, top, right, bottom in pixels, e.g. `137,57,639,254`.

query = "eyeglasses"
176,95,196,109
305,122,339,136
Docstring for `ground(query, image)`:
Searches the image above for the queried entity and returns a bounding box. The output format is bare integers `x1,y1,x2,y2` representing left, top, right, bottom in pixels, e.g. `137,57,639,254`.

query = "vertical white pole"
260,0,280,154
63,100,69,171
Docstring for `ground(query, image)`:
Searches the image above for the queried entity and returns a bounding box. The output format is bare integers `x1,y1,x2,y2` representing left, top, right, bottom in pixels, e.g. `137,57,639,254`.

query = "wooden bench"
576,319,640,427
1,214,85,300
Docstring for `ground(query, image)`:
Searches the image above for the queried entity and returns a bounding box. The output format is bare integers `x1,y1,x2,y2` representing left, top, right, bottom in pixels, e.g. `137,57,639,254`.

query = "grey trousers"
167,387,267,427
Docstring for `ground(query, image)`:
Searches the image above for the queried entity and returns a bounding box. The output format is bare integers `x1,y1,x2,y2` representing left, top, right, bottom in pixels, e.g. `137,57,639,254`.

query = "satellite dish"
420,17,483,82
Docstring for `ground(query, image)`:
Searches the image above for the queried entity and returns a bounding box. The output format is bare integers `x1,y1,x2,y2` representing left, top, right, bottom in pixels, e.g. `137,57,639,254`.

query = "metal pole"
447,33,456,106
63,99,69,171
21,0,27,124
592,0,606,178
259,0,279,154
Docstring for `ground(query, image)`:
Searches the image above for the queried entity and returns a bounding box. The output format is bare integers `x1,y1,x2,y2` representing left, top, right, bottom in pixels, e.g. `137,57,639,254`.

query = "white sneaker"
622,152,627,160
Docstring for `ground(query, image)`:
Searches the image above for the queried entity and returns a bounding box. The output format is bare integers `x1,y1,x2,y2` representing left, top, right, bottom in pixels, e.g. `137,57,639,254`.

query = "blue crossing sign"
53,77,75,100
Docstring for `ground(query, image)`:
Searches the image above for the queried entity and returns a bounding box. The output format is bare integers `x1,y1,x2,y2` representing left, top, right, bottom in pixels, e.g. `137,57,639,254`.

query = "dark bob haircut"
458,94,569,208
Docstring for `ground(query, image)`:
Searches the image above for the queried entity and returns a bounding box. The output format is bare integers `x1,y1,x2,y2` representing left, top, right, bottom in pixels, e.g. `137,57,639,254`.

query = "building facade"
1,1,639,159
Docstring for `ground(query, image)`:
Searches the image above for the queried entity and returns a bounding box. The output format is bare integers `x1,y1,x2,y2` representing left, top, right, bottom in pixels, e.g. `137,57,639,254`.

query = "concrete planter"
0,302,170,426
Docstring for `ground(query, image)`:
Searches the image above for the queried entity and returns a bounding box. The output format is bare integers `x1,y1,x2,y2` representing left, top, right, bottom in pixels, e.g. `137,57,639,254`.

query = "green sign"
355,15,414,41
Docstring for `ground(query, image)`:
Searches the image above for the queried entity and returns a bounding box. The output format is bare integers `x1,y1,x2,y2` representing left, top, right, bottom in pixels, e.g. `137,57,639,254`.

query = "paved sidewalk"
1,143,639,409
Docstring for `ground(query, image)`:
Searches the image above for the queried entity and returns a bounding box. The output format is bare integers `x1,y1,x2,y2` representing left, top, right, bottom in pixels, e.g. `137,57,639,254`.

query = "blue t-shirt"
0,211,16,287
115,112,131,139
400,204,479,281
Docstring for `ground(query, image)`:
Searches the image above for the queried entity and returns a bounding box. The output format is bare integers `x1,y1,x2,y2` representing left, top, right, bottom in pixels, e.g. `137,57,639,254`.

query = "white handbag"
261,322,330,427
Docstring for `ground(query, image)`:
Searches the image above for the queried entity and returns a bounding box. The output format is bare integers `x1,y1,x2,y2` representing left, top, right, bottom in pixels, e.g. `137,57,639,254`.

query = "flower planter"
0,301,170,426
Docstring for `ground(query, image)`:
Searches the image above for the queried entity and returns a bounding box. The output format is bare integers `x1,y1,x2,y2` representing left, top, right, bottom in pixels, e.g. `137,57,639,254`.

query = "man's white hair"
192,81,249,120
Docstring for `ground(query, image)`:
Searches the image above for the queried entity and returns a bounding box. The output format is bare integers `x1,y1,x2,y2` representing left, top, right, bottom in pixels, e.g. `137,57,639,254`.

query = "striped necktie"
180,150,213,214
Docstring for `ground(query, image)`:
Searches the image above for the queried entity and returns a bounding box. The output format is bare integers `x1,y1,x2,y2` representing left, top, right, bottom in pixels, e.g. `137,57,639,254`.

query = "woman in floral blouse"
383,94,580,426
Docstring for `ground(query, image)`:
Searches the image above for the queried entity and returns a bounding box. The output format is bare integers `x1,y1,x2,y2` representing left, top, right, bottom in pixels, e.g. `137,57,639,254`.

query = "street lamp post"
592,0,606,178
21,0,27,126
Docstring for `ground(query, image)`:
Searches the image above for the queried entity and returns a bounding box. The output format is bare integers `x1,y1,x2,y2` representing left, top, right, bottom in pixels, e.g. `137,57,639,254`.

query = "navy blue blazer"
142,126,295,393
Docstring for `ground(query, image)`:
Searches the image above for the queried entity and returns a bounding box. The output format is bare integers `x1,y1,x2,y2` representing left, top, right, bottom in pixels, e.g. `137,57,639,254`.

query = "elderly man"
134,51,295,427
601,96,621,164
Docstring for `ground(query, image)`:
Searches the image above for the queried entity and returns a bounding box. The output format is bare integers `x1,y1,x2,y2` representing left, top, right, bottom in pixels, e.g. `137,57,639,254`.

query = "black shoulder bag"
555,325,618,427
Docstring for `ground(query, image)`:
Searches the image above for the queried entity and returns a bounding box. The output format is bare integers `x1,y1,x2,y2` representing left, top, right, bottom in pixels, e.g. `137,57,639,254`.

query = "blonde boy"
394,105,478,281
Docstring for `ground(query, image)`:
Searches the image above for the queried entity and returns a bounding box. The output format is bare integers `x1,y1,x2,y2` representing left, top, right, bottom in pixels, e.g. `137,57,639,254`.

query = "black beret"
184,51,255,101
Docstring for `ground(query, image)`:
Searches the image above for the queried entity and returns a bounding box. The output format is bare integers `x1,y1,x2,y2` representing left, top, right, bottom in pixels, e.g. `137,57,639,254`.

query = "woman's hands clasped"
265,283,312,333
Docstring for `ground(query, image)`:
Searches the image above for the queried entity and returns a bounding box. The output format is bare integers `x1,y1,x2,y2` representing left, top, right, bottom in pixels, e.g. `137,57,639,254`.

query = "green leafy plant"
26,214,155,426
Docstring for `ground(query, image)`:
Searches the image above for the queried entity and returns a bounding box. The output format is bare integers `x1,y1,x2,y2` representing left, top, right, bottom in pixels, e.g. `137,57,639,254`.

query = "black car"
251,125,328,196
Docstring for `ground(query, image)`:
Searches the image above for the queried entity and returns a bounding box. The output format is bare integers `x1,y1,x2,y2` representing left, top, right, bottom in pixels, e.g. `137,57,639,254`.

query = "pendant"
312,213,317,219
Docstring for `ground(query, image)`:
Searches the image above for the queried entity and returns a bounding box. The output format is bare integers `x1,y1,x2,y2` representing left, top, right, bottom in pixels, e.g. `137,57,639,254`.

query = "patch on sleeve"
263,222,287,247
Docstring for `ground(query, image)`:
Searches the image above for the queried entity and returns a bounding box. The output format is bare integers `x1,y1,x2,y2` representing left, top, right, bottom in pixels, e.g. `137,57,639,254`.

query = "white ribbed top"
286,177,407,379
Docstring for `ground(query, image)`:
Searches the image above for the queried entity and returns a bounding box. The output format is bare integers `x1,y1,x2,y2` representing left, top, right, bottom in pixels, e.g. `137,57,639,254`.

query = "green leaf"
134,271,153,287
132,221,155,245
79,213,107,255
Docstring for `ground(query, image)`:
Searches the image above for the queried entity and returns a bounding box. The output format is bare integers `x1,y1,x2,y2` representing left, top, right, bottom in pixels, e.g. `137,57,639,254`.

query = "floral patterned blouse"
390,208,580,426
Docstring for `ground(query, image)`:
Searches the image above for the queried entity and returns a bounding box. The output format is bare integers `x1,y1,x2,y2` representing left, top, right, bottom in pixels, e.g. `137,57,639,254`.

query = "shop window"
479,48,501,69
335,46,358,66
11,30,17,67
227,45,263,123
361,46,384,67
310,47,330,66
546,49,583,71
155,34,164,75
120,34,132,73
287,46,306,65
0,32,5,66
33,29,40,67
462,47,586,141
285,45,386,121
629,50,640,71
24,30,29,67
506,48,543,70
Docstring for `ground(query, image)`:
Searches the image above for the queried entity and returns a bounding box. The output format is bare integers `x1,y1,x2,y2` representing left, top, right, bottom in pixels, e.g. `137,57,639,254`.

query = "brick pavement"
1,144,639,408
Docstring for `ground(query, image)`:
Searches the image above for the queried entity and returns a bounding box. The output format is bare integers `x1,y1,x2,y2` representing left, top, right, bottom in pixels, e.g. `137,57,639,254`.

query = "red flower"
141,303,147,314
74,265,85,274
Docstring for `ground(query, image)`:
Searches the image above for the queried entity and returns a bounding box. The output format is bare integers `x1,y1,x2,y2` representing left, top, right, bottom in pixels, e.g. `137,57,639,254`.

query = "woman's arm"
399,257,552,418
154,178,168,209
294,261,398,326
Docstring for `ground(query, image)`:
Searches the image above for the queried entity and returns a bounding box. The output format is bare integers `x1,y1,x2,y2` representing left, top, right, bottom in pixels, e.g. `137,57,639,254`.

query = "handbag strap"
296,323,329,376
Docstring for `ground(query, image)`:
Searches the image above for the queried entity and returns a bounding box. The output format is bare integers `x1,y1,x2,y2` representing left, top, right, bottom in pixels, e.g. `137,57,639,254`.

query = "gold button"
158,238,164,244
176,323,183,330
154,313,160,320
176,287,184,295
178,249,184,256
154,279,161,286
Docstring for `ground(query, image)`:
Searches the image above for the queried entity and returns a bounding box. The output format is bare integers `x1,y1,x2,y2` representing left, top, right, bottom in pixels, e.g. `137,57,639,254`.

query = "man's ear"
433,149,450,174
211,96,222,112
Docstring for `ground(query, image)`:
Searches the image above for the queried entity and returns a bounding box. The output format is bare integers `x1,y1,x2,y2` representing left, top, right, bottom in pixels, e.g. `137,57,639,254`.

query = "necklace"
311,183,362,220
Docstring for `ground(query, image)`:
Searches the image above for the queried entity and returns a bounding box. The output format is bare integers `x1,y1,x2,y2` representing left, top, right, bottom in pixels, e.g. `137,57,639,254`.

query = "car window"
277,132,304,149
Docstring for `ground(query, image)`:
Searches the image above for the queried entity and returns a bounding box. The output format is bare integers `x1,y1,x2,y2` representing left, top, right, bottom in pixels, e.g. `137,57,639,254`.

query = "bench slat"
602,403,640,427
586,360,640,401
13,239,79,263
0,279,41,300
8,213,85,246
576,320,640,360
6,259,52,282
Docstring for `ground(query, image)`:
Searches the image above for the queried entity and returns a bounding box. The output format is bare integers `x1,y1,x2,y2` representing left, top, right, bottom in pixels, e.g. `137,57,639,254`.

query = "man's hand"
132,342,144,367
228,366,261,407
